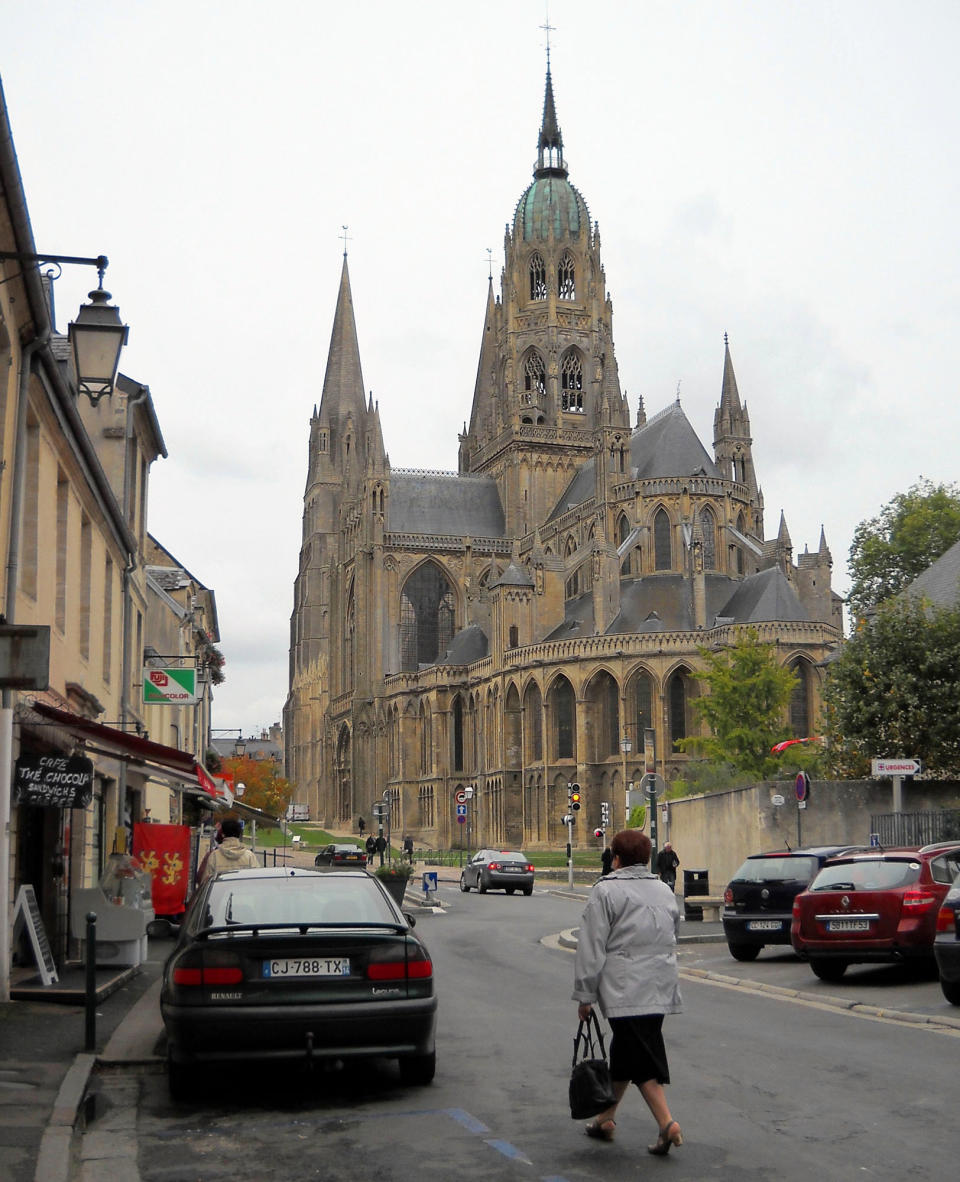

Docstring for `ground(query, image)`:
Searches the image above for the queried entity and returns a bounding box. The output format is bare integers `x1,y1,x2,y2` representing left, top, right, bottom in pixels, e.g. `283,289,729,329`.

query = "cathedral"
283,66,843,849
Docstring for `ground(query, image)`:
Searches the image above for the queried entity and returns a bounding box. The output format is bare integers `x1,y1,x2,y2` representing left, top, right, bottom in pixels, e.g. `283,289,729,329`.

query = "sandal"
647,1119,683,1155
585,1118,616,1141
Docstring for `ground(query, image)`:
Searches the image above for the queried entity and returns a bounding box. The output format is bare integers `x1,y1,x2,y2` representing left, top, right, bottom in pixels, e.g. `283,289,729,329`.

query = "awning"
26,701,209,794
24,701,281,823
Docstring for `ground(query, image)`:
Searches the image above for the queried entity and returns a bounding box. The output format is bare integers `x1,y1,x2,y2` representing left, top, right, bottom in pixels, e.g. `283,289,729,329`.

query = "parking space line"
484,1138,533,1164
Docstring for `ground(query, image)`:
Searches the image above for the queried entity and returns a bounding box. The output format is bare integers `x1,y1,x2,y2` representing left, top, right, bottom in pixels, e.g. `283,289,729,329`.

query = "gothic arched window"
399,562,456,671
558,252,576,300
550,677,576,760
529,252,547,301
654,508,672,570
523,351,546,400
700,507,717,570
560,352,583,412
669,671,687,746
789,660,810,737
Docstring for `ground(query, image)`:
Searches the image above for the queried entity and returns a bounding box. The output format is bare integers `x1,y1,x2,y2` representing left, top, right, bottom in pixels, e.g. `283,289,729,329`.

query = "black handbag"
569,1010,616,1119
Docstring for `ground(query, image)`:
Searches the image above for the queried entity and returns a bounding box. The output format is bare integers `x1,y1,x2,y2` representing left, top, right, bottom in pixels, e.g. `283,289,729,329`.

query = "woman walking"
572,829,683,1154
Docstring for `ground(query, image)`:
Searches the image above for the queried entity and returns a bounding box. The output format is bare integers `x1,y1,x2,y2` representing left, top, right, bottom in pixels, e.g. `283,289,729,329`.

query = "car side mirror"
147,917,180,939
403,912,417,927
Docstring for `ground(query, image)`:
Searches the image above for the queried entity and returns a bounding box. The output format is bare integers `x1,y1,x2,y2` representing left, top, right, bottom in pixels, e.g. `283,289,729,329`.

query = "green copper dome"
515,176,590,242
514,66,591,241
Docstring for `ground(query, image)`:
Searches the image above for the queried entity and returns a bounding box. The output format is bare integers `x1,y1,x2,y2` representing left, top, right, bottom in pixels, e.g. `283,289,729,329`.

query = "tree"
823,596,960,778
847,479,960,617
678,630,802,781
223,755,295,818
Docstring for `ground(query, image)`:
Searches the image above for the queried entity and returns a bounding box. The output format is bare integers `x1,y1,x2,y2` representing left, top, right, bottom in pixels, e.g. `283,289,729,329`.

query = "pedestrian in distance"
600,845,613,876
573,828,683,1155
375,833,387,866
358,816,366,836
200,814,259,882
365,833,377,864
403,834,414,864
656,841,680,892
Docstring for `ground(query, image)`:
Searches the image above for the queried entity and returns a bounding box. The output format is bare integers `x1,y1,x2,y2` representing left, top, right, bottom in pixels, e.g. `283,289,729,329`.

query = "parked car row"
721,841,960,1004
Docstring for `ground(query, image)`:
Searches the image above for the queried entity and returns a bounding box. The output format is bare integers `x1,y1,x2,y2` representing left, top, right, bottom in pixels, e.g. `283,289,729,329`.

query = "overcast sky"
4,1,958,739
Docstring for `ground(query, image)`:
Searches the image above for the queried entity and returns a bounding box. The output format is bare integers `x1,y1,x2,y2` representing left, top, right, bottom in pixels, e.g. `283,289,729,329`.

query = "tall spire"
719,331,742,415
535,60,567,178
318,254,367,430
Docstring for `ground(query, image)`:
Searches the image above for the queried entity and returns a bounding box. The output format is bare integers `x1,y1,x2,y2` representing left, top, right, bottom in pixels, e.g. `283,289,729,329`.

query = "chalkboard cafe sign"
15,753,94,808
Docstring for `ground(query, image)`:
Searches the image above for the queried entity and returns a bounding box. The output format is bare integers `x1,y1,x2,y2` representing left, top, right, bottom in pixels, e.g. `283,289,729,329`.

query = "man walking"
655,841,680,892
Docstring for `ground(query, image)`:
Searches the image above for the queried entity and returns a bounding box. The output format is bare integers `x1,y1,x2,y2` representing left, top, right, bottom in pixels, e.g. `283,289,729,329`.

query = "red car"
791,842,960,981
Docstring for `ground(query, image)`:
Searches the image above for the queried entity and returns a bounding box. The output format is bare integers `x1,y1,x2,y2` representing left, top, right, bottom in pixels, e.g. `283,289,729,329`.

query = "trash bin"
683,868,709,922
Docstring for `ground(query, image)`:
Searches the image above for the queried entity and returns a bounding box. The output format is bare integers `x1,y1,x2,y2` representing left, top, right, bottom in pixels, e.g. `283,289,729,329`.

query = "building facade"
0,79,223,990
284,68,843,848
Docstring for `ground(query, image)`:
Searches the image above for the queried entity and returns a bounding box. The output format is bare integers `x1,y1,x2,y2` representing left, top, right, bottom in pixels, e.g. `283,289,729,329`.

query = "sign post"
871,758,921,814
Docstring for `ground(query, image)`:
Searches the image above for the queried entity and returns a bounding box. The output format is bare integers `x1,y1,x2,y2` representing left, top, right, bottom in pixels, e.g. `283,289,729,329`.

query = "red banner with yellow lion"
133,823,192,916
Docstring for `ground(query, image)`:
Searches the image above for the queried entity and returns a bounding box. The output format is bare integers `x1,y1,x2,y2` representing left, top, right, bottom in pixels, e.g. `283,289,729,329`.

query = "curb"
681,966,960,1033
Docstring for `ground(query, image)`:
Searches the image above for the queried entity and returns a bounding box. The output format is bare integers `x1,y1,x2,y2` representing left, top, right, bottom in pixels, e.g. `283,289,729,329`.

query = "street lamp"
0,251,128,405
620,736,632,827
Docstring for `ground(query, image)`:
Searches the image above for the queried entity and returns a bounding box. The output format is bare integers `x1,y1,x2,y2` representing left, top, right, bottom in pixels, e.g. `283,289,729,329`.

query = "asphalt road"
78,881,959,1182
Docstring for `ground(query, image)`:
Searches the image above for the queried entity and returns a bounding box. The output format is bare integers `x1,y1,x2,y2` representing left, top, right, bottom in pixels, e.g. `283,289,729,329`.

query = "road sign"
456,804,467,817
771,794,785,807
457,815,466,824
454,789,467,805
871,758,921,777
795,771,809,802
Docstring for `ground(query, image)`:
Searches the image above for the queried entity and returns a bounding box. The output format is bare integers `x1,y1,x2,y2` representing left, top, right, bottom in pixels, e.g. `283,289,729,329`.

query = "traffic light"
561,813,576,826
601,801,610,827
594,827,604,839
570,786,582,811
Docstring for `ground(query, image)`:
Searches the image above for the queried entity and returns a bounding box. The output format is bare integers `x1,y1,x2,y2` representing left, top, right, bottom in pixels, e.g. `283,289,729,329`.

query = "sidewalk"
0,953,165,1182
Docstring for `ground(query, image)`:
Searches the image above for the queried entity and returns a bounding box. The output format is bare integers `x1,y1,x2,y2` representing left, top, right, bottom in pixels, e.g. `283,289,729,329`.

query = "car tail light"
526,864,535,872
366,944,433,981
724,887,733,904
172,951,243,987
936,905,957,934
489,862,502,871
901,889,938,911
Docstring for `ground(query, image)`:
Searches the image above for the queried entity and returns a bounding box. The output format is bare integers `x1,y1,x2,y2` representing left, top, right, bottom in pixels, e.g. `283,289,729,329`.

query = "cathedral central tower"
459,65,630,537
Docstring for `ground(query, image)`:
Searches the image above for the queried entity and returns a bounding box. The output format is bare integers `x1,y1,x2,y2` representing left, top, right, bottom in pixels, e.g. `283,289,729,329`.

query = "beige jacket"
201,837,259,881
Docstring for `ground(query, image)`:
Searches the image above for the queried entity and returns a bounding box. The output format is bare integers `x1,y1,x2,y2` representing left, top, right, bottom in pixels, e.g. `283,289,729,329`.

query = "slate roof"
439,624,490,665
388,472,505,538
715,566,809,623
548,401,720,520
901,539,960,609
493,560,535,588
547,566,807,640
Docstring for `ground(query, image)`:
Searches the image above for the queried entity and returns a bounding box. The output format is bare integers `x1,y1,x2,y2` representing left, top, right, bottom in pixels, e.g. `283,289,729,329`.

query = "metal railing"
870,809,960,847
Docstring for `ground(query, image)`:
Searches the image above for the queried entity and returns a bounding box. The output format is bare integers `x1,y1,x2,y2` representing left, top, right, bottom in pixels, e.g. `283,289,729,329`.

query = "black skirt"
608,1014,670,1087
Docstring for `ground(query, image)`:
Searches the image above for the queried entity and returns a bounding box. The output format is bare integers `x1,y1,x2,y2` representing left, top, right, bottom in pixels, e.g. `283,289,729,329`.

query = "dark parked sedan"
156,867,436,1098
459,849,534,895
934,881,960,1005
721,846,867,961
314,843,368,868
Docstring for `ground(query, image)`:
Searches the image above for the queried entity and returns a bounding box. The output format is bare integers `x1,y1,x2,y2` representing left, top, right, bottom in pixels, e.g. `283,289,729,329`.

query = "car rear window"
731,856,819,883
809,859,921,892
495,852,528,862
202,876,400,929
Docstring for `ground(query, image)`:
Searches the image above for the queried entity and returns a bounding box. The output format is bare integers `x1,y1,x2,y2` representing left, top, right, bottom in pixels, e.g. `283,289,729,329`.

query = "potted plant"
374,861,414,907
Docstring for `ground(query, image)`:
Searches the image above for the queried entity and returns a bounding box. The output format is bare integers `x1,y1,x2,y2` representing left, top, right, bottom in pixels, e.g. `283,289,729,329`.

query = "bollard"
84,912,97,1051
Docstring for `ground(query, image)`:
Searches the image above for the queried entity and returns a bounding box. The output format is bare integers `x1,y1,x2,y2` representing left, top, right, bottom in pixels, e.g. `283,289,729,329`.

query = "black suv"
722,846,867,961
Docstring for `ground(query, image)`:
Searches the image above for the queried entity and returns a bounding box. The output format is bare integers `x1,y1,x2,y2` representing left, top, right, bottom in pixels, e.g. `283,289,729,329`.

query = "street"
78,882,959,1181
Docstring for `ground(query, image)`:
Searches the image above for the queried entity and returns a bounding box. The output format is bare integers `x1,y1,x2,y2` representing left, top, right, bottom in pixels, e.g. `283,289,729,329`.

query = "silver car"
459,849,535,896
